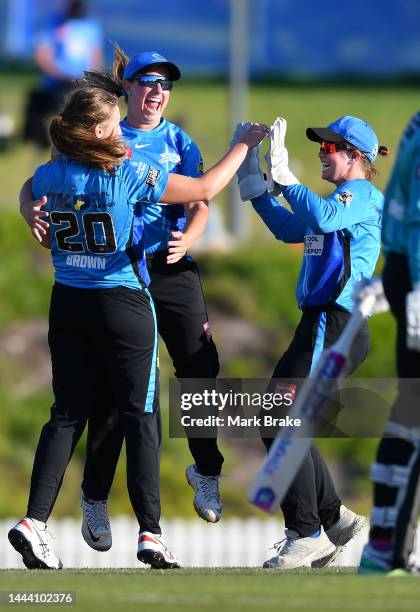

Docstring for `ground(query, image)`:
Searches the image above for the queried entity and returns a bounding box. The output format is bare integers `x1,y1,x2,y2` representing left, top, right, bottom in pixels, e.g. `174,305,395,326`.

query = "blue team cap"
306,115,379,161
123,51,181,81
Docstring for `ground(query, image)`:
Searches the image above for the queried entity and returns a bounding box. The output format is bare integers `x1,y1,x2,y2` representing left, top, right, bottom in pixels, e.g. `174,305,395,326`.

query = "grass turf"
0,568,418,612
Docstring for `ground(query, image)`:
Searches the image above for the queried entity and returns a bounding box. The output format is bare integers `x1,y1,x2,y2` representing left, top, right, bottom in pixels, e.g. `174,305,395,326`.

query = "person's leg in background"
360,254,420,574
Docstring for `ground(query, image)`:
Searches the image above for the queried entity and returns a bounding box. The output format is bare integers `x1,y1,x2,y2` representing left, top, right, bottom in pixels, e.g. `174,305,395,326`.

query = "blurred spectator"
23,0,103,149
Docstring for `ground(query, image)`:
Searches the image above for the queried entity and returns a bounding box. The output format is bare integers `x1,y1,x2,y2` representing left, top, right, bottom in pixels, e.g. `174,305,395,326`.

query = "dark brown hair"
49,87,126,173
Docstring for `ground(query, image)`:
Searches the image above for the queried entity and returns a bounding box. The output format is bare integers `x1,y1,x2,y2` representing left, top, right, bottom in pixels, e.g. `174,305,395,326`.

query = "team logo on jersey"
337,190,353,206
304,234,324,256
125,147,132,159
74,199,87,210
146,166,160,186
159,151,181,165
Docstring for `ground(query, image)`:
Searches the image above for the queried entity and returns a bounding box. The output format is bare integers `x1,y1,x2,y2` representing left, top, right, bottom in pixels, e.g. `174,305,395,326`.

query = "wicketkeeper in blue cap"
231,114,388,569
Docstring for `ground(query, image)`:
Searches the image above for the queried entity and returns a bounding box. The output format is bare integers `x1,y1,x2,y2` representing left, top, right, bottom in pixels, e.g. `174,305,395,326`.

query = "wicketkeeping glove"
230,122,266,201
267,117,299,190
406,288,420,352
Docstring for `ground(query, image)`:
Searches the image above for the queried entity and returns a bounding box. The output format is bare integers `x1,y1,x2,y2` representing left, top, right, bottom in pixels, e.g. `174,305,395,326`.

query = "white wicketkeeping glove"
267,117,299,190
406,288,420,352
230,122,266,201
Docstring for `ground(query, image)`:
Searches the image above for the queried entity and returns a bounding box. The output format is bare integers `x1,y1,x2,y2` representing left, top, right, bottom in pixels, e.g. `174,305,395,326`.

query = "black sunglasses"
134,75,173,91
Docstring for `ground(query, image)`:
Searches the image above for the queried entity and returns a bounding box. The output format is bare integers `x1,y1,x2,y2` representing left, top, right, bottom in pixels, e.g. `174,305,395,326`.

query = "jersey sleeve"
405,146,420,284
32,164,49,201
178,137,203,178
251,192,306,243
122,160,169,205
282,182,377,232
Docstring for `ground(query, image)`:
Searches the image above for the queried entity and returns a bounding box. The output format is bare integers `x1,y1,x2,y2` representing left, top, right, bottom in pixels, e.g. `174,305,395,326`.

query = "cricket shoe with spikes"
325,505,367,550
186,464,222,523
137,532,180,569
263,526,337,569
81,491,112,551
8,517,62,569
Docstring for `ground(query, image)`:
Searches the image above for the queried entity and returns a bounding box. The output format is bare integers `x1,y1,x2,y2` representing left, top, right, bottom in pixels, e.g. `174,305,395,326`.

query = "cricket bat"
248,278,388,512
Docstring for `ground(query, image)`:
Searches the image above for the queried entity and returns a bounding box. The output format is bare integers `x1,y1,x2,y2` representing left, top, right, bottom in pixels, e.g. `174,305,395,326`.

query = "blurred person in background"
232,115,388,569
360,111,420,576
23,0,103,149
12,82,268,570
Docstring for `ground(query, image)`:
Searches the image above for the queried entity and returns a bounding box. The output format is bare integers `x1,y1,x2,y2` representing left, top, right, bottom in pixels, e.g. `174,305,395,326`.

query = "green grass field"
0,568,418,612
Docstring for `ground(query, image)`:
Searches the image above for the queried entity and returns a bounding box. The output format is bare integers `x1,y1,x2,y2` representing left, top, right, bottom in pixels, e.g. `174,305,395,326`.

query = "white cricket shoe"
325,505,367,549
186,464,222,523
8,517,62,570
80,491,112,551
263,526,337,569
137,532,180,569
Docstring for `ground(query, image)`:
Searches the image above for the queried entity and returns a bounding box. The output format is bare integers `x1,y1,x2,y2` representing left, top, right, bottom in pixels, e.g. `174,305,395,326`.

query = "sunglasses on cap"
134,75,173,91
319,141,355,154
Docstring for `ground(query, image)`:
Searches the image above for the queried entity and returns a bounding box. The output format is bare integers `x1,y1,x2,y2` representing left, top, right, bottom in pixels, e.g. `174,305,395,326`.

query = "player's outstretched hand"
267,117,299,189
406,289,420,352
238,123,270,149
20,197,50,244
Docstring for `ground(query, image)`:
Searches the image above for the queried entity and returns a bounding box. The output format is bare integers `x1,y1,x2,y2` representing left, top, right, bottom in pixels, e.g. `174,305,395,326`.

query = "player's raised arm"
160,124,269,204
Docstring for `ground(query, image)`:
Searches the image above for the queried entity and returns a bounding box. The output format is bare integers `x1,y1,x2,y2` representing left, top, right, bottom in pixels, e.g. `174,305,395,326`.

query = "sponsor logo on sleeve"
304,234,324,256
145,166,160,187
337,190,353,206
198,158,204,174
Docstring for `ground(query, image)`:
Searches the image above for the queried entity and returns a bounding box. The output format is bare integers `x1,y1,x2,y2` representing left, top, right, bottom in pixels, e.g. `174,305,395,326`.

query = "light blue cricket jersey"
32,156,168,289
381,111,420,284
252,179,384,311
121,118,203,254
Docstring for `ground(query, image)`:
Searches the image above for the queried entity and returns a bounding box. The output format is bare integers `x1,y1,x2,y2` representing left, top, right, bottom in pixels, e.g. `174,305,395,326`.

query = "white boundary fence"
0,517,378,569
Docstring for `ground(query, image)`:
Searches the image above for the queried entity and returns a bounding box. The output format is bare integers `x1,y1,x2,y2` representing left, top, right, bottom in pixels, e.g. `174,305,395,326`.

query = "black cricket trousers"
82,253,223,502
27,283,161,533
262,306,371,537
